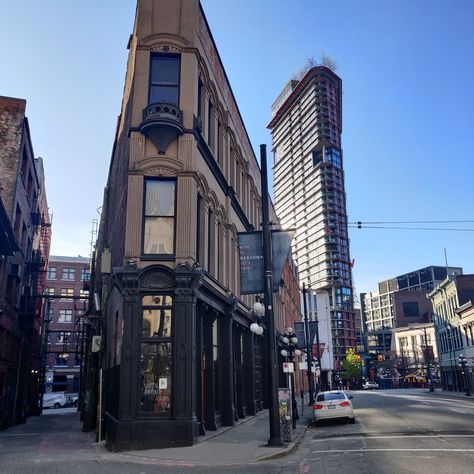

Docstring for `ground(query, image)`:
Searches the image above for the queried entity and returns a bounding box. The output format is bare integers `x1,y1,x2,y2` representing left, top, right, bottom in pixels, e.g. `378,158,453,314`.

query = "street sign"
283,362,294,373
299,361,308,370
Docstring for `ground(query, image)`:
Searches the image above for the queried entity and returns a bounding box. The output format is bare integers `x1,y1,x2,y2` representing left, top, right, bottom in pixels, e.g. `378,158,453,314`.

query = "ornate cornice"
139,265,176,291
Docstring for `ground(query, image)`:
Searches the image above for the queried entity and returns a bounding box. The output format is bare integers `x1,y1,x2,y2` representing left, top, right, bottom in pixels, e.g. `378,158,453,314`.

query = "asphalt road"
279,389,474,474
0,390,473,473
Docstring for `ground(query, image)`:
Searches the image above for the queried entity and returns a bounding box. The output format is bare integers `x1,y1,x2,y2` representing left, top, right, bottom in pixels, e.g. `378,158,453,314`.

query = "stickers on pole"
283,362,294,373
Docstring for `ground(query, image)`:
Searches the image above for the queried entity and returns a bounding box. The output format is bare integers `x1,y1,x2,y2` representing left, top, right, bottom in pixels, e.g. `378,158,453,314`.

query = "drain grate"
336,451,364,459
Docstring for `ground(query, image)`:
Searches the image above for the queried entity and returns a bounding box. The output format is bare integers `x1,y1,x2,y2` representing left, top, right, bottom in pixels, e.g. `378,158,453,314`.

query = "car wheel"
349,417,356,424
53,403,60,409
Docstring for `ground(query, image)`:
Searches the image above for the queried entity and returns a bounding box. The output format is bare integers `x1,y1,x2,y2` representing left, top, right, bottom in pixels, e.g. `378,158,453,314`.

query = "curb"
256,421,312,462
424,390,473,400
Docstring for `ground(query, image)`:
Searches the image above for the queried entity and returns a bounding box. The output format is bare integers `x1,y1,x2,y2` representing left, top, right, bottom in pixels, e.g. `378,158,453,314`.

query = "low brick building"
44,256,90,395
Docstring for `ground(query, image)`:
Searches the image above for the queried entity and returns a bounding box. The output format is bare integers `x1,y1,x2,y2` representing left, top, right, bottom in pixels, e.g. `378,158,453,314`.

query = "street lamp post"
302,283,314,405
259,144,282,447
302,282,324,402
278,327,302,429
422,326,434,392
311,358,320,395
458,354,471,397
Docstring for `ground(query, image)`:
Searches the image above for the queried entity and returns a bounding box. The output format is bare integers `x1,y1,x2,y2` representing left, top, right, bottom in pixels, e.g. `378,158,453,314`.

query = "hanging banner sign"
238,231,264,294
312,342,325,359
293,321,318,349
238,230,295,294
270,230,295,292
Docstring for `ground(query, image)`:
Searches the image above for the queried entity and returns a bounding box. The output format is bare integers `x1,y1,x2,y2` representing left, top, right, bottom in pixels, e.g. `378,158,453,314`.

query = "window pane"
142,295,173,306
144,217,174,254
140,342,172,414
149,85,179,105
145,181,175,216
47,268,57,279
317,392,345,401
142,309,172,338
151,56,179,84
62,268,75,280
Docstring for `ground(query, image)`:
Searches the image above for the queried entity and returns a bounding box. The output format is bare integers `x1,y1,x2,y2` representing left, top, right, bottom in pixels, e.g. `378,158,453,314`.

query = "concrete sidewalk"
423,389,473,400
0,407,311,469
114,409,310,466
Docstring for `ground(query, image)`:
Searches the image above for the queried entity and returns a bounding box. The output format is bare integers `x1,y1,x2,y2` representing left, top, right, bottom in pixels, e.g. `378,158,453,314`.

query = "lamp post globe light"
458,354,471,397
249,297,265,336
278,327,302,429
311,358,320,395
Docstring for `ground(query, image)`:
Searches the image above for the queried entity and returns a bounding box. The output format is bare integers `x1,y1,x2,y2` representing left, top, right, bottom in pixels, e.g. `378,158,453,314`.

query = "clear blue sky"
1,0,473,295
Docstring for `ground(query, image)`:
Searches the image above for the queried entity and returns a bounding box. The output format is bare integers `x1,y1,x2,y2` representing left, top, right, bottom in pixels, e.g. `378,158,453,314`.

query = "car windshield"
317,392,345,402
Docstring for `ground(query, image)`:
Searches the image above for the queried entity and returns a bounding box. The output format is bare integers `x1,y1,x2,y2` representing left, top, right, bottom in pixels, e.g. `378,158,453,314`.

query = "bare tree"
321,54,337,71
292,54,337,81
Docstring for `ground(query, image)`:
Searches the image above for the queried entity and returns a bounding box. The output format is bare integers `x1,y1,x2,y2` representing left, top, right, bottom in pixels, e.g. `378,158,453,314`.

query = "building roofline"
267,66,341,130
198,2,260,172
49,255,90,264
456,300,473,314
392,322,433,333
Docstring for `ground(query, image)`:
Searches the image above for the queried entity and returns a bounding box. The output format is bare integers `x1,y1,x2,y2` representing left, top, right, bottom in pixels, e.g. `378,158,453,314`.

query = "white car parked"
362,381,379,390
313,390,355,425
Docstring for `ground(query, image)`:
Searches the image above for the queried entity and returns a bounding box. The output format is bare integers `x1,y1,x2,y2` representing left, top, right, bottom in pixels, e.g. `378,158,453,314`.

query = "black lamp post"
422,326,434,392
259,144,282,447
302,283,314,405
278,327,302,429
458,354,471,396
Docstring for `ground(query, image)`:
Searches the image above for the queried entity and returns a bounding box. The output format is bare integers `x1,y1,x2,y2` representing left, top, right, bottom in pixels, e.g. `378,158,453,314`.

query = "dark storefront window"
149,55,180,105
140,295,173,415
143,179,176,255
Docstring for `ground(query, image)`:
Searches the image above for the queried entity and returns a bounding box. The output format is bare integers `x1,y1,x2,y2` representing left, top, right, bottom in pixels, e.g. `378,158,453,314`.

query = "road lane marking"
313,434,474,442
312,448,474,453
422,401,431,405
449,409,466,414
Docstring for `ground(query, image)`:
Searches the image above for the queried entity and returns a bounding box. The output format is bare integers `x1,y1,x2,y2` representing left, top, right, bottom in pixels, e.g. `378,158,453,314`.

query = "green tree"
341,348,363,379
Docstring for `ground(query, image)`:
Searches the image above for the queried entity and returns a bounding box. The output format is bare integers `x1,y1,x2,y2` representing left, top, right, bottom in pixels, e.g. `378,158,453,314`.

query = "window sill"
140,255,175,261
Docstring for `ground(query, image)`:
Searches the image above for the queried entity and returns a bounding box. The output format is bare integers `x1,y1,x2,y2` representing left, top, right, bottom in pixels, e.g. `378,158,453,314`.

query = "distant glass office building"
269,66,355,368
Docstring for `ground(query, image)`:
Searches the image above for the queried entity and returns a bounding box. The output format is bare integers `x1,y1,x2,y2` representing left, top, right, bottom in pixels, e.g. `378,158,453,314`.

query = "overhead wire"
348,225,474,232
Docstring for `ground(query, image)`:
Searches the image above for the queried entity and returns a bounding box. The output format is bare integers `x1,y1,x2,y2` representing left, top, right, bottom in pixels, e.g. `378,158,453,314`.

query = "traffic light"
377,354,383,362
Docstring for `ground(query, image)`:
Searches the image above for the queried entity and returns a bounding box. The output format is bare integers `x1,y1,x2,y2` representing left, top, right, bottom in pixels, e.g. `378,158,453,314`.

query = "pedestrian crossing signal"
377,354,383,362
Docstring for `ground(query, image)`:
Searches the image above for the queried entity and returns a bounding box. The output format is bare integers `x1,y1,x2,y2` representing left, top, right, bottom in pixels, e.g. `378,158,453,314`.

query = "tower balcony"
138,102,184,154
